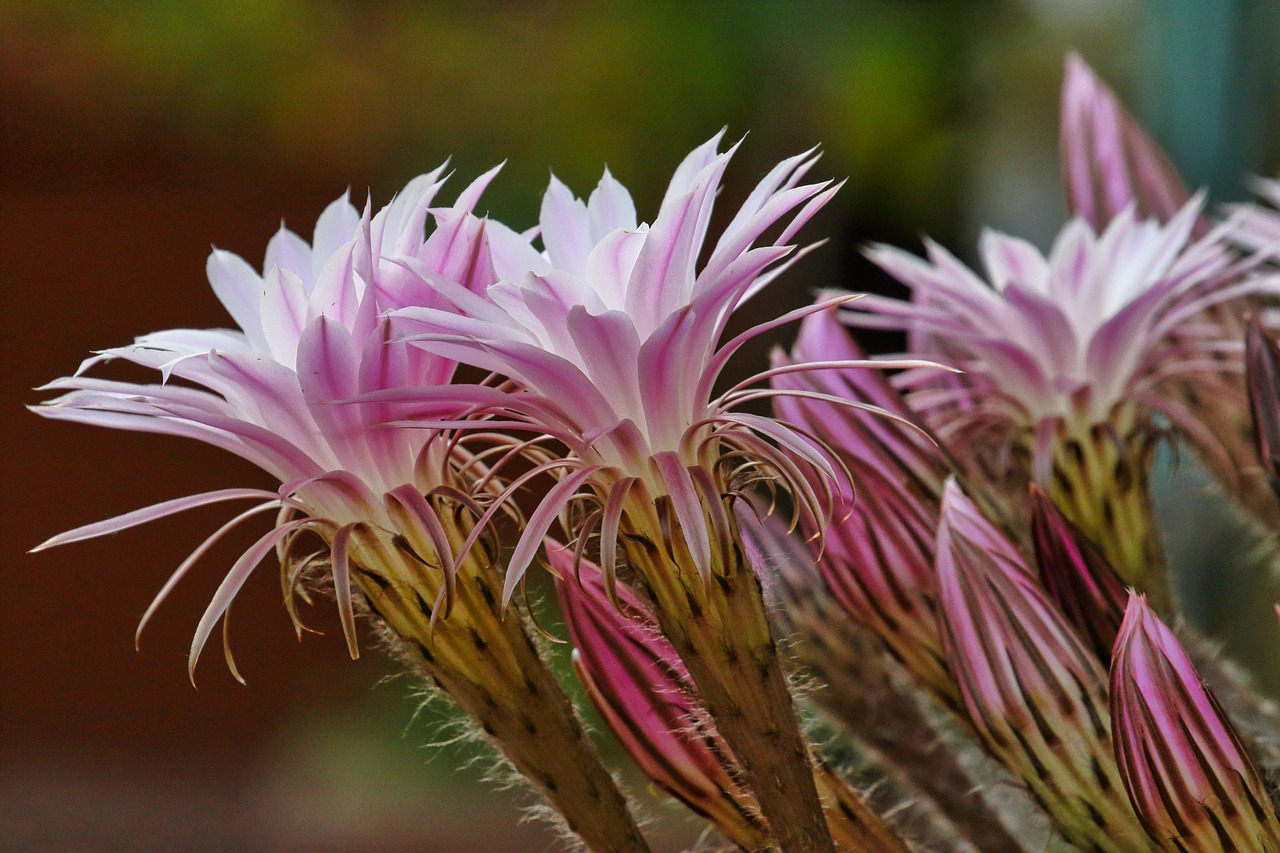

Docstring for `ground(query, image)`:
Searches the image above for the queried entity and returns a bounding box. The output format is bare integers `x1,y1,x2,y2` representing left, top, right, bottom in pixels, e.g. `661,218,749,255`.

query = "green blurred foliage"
3,0,987,231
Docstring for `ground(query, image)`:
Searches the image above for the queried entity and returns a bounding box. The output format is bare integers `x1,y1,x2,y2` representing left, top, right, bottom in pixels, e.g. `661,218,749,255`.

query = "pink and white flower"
390,134,909,598
852,196,1271,443
32,167,505,678
849,187,1276,588
1059,55,1280,531
388,135,926,853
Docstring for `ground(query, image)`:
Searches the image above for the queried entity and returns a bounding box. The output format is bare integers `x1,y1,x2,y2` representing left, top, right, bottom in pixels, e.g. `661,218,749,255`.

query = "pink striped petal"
1060,54,1193,229
32,488,284,551
503,466,603,606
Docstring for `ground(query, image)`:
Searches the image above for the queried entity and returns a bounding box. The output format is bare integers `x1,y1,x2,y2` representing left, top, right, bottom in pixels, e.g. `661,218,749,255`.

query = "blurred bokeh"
2,1,1277,850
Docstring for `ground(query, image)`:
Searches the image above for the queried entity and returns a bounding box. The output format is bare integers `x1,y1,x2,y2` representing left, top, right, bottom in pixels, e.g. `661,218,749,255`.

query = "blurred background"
2,1,1278,850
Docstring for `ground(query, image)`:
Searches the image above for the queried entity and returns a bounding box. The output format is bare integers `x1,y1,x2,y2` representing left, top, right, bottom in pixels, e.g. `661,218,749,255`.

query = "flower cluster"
30,54,1280,853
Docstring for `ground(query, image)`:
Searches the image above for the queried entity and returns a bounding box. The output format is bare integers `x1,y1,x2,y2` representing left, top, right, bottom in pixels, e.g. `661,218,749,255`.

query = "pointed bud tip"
1112,593,1280,848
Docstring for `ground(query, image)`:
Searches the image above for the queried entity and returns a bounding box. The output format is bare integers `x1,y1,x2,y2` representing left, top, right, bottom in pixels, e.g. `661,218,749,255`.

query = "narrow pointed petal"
503,466,601,606
329,522,361,659
1060,54,1193,229
135,502,282,649
587,168,638,240
32,488,284,551
206,248,269,352
1111,594,1280,850
188,519,310,683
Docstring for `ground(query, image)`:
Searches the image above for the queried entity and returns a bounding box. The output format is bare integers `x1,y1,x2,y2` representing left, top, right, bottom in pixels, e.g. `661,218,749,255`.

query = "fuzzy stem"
769,560,1037,852
350,523,649,853
621,499,834,853
809,629,1036,851
813,760,912,853
1046,412,1171,612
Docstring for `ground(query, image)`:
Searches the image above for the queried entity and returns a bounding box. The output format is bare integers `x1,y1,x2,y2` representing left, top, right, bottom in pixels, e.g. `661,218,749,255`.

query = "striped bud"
1030,485,1128,662
1111,594,1280,851
936,480,1149,851
551,545,768,850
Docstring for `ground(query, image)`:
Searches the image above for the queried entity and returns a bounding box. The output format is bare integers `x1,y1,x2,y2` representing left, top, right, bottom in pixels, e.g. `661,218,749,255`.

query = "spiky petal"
389,136,895,594
1029,485,1128,662
33,171,501,669
1111,594,1280,850
392,136,865,852
935,480,1149,851
1060,54,1196,232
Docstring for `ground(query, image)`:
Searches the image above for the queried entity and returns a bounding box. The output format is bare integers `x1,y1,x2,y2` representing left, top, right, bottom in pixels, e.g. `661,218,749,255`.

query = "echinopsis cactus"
29,54,1280,852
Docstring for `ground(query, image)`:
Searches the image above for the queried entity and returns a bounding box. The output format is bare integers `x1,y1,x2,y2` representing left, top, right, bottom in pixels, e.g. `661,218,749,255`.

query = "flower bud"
1111,594,1280,851
937,480,1148,851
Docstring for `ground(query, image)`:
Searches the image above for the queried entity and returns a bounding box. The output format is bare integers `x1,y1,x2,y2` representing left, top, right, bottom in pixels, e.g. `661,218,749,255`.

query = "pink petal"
32,487,284,551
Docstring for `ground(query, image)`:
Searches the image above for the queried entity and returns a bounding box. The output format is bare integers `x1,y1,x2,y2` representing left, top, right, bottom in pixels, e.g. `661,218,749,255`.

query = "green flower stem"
347,516,650,853
1047,411,1171,612
620,495,835,853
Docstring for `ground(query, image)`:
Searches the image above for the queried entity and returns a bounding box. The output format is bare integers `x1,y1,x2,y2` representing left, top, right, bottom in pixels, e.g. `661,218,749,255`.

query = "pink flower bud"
1111,594,1280,850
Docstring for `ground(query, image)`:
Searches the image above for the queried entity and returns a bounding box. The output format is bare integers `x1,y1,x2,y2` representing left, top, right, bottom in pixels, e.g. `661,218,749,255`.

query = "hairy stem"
765,550,1038,852
621,498,834,853
350,522,649,853
813,760,912,853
